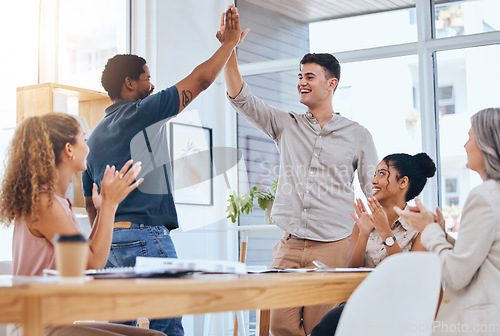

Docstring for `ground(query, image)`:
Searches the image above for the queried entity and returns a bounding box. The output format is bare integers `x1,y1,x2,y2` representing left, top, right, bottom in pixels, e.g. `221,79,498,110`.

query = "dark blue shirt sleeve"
82,168,93,197
139,86,180,125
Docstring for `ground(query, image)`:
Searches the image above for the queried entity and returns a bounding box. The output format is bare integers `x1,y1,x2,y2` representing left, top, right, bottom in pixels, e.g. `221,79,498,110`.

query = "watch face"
385,237,395,246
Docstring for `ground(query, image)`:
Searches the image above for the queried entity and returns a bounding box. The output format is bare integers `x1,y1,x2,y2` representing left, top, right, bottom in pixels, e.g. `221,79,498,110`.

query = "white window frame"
236,0,500,210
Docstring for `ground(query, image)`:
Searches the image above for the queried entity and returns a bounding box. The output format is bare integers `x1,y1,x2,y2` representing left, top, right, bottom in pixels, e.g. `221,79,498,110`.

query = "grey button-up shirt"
229,82,378,242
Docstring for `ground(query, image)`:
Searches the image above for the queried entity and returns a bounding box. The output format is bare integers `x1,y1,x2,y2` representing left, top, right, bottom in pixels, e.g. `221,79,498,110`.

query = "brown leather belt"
114,221,132,229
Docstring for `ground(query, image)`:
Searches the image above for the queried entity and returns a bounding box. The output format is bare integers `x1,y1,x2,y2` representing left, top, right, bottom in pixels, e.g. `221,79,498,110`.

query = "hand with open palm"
350,198,374,237
216,4,250,46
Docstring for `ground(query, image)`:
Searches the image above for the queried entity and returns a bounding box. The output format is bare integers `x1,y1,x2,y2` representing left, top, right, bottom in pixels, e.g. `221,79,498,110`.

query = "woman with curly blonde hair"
0,113,165,336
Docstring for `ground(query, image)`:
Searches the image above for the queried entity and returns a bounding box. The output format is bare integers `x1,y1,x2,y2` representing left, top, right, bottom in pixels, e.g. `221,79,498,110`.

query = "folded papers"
85,257,247,279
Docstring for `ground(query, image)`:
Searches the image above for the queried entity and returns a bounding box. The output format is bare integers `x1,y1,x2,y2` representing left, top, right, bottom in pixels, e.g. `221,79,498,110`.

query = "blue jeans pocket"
149,226,178,258
107,230,147,267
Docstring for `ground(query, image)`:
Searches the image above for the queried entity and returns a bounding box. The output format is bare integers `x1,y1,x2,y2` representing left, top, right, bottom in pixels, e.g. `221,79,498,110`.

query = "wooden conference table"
0,271,369,336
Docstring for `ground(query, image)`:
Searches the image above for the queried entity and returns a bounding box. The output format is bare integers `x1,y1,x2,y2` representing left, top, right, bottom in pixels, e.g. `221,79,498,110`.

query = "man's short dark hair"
101,54,147,100
300,53,341,83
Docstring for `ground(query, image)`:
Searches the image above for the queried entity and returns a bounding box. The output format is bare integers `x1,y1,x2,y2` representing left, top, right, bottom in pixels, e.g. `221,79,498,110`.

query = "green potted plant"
226,175,278,225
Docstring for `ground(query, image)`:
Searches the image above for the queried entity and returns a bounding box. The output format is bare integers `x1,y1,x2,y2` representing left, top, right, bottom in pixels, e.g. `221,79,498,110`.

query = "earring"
70,155,75,161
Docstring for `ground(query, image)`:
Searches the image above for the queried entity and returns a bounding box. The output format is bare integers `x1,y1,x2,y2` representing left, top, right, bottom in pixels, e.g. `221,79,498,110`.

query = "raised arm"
224,51,244,99
174,6,242,113
216,4,249,98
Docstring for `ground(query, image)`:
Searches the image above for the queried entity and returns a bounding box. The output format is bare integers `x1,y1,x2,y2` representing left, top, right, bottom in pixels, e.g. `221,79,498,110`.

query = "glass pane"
237,56,422,267
0,0,38,260
309,4,417,53
0,128,15,261
238,69,296,225
436,44,500,233
338,55,421,160
435,0,500,38
58,0,128,90
0,0,39,128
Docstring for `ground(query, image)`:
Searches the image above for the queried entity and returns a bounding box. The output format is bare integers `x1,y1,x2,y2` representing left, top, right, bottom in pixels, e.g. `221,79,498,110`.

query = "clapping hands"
350,198,391,237
92,160,143,211
394,197,436,232
350,198,374,237
367,197,391,233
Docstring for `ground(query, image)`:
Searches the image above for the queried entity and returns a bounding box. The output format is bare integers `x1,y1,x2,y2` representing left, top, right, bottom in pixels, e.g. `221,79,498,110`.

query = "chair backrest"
0,260,13,275
336,252,441,336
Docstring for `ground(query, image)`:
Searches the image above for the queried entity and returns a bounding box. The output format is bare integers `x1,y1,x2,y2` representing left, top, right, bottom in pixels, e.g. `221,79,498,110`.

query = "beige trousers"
270,233,350,336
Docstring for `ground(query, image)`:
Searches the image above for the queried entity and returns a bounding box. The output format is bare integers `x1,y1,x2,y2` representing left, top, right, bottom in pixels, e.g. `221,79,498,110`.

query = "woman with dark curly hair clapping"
312,152,436,336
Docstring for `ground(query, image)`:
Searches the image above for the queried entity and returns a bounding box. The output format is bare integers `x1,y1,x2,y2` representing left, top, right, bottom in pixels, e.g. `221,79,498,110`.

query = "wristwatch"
383,236,397,247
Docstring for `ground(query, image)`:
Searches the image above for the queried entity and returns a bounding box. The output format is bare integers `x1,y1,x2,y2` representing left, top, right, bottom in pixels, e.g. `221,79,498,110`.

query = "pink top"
12,194,81,276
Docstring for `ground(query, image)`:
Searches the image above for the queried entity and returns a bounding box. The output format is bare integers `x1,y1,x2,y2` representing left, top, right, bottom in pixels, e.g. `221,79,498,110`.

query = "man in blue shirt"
82,8,244,336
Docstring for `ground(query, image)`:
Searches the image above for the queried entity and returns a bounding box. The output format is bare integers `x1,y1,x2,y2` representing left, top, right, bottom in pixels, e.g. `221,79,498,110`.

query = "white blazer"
422,180,500,335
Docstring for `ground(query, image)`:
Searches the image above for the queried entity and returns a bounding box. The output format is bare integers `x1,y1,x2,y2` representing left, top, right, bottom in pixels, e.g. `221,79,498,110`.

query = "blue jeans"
106,223,184,336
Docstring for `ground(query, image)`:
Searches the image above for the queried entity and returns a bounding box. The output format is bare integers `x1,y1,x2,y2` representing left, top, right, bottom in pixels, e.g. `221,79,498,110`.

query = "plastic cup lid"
53,234,87,243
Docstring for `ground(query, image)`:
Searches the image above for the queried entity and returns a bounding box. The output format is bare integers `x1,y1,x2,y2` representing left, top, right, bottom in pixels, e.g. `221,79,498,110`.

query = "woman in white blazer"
396,107,500,336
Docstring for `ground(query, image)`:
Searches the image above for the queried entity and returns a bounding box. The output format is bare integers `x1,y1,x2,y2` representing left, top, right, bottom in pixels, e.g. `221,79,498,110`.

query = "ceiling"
240,0,463,23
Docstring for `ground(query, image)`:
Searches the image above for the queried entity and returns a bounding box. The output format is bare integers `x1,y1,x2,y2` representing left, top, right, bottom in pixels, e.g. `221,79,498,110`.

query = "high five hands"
216,4,250,46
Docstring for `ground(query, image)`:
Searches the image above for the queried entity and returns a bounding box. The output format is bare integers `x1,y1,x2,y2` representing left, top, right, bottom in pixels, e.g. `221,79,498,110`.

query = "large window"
0,0,40,260
435,0,500,38
310,4,417,53
239,0,500,234
0,0,129,261
38,0,128,90
55,0,128,90
436,44,500,232
0,0,39,128
336,55,422,158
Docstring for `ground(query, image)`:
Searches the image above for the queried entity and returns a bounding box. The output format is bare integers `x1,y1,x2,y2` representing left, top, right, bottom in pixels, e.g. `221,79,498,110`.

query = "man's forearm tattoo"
182,90,193,107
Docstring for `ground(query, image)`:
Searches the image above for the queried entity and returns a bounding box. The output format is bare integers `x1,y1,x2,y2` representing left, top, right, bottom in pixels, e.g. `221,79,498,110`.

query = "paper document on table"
248,267,373,274
85,257,247,279
135,257,247,275
317,268,373,272
247,268,314,274
311,260,373,272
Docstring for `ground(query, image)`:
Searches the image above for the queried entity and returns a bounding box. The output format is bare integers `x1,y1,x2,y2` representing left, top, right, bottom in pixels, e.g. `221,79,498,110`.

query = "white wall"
130,1,239,334
153,0,238,258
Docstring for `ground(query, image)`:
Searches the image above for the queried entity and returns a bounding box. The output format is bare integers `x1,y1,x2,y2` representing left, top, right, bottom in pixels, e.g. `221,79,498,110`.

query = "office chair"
335,252,441,336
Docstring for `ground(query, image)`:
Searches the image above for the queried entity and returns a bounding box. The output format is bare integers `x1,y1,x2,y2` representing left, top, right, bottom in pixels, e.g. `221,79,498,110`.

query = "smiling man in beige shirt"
221,18,378,335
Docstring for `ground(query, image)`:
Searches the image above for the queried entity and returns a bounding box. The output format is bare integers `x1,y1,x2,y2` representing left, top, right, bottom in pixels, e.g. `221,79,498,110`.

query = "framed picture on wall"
169,122,213,205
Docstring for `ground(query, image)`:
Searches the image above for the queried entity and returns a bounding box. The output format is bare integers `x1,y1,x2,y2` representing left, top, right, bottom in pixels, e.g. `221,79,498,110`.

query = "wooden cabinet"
16,83,111,208
16,82,110,130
